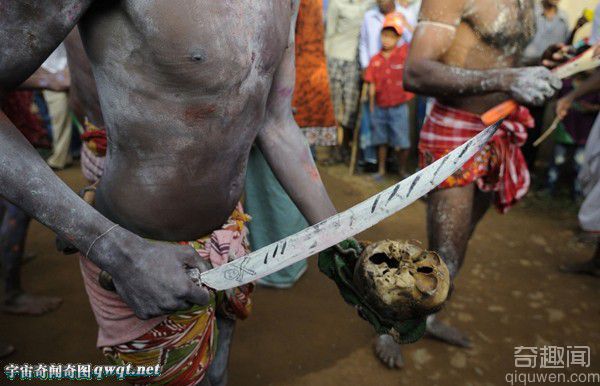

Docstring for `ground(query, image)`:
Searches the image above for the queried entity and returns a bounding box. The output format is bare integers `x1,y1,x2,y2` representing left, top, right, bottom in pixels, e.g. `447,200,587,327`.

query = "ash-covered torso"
77,1,293,240
437,0,535,113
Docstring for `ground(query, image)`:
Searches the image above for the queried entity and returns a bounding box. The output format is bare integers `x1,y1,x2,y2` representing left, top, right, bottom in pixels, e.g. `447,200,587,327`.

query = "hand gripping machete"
195,121,501,291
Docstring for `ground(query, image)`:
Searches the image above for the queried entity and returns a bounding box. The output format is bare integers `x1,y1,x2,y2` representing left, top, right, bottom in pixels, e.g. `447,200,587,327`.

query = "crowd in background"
4,1,599,203
322,0,600,203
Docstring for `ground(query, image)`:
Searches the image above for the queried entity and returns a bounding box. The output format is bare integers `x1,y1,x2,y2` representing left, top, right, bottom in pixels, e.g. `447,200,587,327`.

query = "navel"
190,50,206,63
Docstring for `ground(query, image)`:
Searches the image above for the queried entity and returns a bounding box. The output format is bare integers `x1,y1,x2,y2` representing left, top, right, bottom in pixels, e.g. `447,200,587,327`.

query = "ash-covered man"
365,0,562,370
0,2,338,385
520,0,570,173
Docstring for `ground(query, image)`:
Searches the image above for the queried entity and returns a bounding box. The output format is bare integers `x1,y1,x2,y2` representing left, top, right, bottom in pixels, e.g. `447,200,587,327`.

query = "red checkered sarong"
419,101,534,213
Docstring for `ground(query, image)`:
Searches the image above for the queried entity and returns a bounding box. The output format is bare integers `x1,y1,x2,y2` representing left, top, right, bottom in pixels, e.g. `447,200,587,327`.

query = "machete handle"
481,100,518,126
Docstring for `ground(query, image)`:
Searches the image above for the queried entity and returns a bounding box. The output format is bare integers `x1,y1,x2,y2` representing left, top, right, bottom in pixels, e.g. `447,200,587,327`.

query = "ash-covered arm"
0,1,117,265
257,1,337,225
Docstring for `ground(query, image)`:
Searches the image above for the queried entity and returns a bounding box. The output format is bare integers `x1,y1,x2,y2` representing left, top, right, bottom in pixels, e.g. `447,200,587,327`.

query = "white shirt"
358,1,421,69
325,0,375,61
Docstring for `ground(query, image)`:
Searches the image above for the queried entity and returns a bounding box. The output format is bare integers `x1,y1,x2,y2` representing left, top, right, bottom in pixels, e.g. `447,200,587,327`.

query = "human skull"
353,240,450,321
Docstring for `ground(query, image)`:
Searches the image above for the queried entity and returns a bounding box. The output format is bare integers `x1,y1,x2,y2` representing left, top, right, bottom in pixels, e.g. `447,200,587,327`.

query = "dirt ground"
1,163,599,386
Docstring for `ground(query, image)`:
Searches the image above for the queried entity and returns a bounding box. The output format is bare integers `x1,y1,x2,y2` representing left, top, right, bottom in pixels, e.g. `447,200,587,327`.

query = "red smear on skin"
184,105,217,123
304,164,321,182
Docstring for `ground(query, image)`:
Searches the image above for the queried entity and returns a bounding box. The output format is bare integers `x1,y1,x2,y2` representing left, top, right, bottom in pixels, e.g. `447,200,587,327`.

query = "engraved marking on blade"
432,156,449,183
371,194,381,213
406,175,421,198
386,184,401,204
224,256,256,282
454,142,471,164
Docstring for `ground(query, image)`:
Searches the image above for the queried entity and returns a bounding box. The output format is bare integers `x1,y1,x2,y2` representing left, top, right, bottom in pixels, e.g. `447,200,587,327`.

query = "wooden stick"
349,84,367,176
533,116,561,147
553,47,600,79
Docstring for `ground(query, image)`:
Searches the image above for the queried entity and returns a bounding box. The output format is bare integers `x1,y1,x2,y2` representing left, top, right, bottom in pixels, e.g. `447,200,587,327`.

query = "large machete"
195,121,501,291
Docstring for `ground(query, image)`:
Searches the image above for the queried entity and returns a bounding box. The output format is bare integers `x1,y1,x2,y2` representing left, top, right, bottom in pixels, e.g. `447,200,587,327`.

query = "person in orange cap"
364,13,414,180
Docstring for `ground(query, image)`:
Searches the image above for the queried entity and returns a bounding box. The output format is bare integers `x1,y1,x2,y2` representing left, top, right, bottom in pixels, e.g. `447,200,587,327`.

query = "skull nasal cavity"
417,266,434,274
369,253,400,268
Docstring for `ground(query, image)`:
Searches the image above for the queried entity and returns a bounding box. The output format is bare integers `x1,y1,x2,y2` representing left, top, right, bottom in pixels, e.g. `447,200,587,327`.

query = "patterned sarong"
79,119,106,183
327,58,361,130
80,118,107,156
99,206,253,385
419,102,534,213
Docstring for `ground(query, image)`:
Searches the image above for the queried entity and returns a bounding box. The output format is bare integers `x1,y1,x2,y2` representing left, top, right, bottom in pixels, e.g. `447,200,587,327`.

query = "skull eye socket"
417,266,434,274
369,253,400,268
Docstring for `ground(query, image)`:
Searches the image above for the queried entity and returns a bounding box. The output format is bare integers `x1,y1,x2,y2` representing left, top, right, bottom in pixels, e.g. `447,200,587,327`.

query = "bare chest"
463,0,535,55
82,0,292,95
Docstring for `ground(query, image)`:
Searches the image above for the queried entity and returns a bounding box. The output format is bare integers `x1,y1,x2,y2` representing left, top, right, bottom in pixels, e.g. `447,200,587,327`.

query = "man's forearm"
404,59,509,98
0,112,116,267
258,118,337,225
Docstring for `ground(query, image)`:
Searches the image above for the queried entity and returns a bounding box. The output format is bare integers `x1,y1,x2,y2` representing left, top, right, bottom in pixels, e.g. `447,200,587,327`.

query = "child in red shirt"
364,13,414,179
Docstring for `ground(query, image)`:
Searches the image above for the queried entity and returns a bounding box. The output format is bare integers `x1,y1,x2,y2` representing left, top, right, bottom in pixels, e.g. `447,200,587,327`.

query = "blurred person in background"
556,63,600,278
42,44,73,170
365,14,414,179
544,72,600,200
359,0,416,171
326,0,374,163
521,0,570,175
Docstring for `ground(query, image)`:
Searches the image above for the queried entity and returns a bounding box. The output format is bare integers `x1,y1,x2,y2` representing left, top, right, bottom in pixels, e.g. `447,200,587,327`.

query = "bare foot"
426,317,472,348
0,342,15,358
1,293,62,316
559,260,600,277
374,334,404,369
